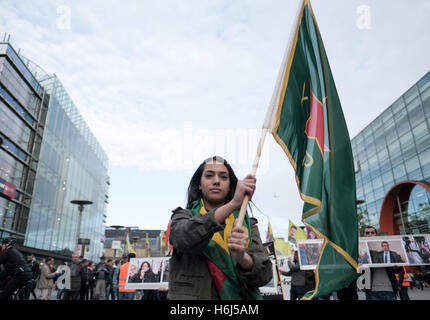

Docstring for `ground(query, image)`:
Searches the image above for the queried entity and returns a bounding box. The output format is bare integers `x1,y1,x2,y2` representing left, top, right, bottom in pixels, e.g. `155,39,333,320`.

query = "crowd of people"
1,156,429,301
0,241,166,301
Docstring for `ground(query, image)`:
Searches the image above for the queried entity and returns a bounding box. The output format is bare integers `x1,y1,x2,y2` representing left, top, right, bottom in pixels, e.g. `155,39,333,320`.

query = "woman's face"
142,262,149,272
199,163,230,206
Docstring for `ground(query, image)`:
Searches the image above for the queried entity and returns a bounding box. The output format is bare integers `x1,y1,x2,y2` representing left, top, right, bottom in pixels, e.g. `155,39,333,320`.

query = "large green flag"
266,0,358,299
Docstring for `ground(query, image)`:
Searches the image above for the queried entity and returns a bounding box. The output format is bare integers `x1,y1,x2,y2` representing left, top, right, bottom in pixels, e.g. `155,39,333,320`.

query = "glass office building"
1,41,109,261
24,74,109,261
352,71,430,235
0,42,47,243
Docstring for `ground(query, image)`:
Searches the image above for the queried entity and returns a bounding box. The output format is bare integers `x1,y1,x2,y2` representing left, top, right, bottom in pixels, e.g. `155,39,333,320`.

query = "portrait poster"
125,257,170,290
305,226,320,239
298,235,430,270
288,220,307,245
296,239,323,270
360,234,430,268
366,238,408,267
401,234,430,264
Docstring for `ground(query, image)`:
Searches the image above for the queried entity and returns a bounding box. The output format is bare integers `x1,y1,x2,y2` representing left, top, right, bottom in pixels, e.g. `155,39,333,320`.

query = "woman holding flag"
167,156,272,300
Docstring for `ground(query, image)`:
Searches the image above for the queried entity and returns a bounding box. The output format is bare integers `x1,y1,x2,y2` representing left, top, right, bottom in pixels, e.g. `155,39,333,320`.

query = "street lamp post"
71,200,93,257
132,236,139,255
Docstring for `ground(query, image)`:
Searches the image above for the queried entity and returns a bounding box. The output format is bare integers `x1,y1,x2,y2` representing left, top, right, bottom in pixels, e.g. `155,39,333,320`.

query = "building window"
421,87,430,117
406,97,425,126
418,147,430,168
405,157,420,174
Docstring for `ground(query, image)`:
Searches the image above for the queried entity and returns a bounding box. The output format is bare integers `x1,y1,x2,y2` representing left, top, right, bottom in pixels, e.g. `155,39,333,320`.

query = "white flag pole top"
236,0,305,227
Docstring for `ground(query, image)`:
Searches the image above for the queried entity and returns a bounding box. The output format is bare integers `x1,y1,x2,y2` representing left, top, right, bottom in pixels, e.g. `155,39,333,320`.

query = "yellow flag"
274,237,294,255
266,220,275,242
146,233,150,257
126,234,136,255
288,220,307,244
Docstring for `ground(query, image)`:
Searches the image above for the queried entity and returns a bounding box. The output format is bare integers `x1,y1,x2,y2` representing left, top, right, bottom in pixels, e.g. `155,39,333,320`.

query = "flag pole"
236,128,268,227
236,0,304,228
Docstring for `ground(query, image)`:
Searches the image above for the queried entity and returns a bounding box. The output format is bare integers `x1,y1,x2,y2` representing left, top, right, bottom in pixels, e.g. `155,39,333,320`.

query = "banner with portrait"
287,220,307,245
125,257,170,290
297,234,430,270
359,234,430,268
296,239,324,270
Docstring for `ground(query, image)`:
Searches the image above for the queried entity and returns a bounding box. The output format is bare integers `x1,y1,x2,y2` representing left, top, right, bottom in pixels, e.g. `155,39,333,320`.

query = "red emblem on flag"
305,92,325,156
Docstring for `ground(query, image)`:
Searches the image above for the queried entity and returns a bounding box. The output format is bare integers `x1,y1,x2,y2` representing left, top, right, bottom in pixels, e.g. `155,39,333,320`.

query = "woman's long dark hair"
138,261,152,276
186,156,238,209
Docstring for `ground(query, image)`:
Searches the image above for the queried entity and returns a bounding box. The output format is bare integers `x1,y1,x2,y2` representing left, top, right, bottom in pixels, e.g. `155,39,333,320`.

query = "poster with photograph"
125,257,170,290
358,241,371,265
263,241,275,257
288,220,307,244
277,254,294,273
296,239,323,270
294,235,430,270
366,239,408,266
401,235,430,264
359,234,430,268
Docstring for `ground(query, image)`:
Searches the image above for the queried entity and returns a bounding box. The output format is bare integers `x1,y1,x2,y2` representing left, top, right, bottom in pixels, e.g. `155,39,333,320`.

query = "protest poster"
296,239,324,270
297,234,430,270
287,220,307,245
125,257,170,290
359,234,430,268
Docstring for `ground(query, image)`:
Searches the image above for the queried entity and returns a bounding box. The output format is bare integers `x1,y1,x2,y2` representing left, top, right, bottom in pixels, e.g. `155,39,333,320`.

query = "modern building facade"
352,71,430,235
0,41,109,262
24,74,109,261
0,42,46,244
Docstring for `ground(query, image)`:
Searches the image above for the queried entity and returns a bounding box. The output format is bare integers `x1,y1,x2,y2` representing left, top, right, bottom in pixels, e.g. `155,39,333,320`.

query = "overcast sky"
1,0,430,241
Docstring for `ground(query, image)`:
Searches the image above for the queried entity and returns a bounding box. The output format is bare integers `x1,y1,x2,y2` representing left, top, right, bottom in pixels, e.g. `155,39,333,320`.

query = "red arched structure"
380,180,430,235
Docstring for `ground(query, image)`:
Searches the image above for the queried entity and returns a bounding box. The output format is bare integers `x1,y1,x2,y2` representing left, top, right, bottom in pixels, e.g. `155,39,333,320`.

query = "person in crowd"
397,266,411,300
167,156,273,300
118,253,136,300
93,256,110,300
22,253,40,300
112,256,126,300
63,253,87,300
87,261,96,300
0,237,33,300
105,258,115,300
281,251,307,300
38,257,57,300
364,226,401,300
79,259,90,300
133,261,158,301
336,280,358,300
